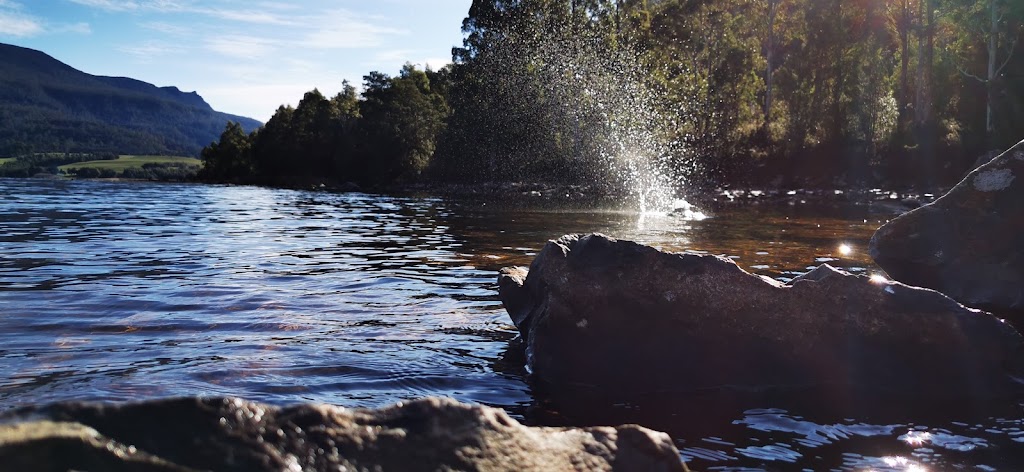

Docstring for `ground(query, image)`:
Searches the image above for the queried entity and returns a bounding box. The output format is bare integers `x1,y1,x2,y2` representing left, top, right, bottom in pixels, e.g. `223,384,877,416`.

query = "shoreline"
10,174,943,214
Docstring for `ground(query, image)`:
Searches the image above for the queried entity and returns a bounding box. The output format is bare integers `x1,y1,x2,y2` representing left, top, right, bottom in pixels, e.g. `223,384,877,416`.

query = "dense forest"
202,0,1023,190
0,43,262,158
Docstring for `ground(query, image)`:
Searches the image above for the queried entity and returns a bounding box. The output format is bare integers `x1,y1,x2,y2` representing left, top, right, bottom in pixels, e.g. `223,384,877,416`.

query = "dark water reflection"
1,179,1022,470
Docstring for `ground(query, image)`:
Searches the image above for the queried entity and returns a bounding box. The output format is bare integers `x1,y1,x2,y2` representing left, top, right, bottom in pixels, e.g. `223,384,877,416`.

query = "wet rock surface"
870,139,1024,319
499,233,1024,398
0,396,687,472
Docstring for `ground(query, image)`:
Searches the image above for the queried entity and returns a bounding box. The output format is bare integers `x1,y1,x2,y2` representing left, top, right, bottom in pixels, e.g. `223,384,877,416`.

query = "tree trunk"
987,0,998,137
897,0,911,129
914,0,933,128
831,0,846,142
764,0,780,134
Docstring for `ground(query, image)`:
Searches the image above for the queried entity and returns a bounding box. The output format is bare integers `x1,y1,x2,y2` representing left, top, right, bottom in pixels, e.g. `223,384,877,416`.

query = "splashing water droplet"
466,20,705,216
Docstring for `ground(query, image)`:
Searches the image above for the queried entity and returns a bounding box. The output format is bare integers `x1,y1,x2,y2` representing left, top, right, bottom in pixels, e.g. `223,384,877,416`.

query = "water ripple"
2,178,1023,470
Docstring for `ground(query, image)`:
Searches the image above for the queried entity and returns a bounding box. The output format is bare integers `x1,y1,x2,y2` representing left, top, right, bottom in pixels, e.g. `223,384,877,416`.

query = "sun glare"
901,431,933,447
838,244,853,256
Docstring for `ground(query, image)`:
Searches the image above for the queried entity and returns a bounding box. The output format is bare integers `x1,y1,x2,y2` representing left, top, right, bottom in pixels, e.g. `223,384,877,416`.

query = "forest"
200,0,1023,190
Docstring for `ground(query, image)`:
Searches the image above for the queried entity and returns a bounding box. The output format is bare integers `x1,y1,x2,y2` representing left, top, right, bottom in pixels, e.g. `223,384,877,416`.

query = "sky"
0,0,471,121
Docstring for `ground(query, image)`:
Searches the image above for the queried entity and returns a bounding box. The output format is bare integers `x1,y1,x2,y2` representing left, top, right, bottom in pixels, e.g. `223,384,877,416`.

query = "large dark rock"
499,234,1024,398
0,396,687,472
870,139,1024,318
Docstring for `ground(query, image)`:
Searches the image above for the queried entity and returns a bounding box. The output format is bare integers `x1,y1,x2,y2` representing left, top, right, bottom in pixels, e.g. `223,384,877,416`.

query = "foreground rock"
0,396,686,472
870,139,1024,318
500,234,1024,398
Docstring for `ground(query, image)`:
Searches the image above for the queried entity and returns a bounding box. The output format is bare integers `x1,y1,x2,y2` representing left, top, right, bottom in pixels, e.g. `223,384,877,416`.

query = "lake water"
2,178,1022,470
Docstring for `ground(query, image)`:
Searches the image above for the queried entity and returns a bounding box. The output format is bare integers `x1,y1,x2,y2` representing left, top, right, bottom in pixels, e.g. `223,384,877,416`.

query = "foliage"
200,69,449,187
360,65,450,183
201,0,1024,189
198,122,254,181
121,162,200,181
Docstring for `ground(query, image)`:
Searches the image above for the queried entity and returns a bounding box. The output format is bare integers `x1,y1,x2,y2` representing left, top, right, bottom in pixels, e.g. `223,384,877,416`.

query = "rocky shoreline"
0,397,688,471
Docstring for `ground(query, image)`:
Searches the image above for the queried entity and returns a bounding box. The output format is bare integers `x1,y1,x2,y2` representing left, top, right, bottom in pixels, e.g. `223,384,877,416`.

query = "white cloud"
202,83,320,121
370,51,450,70
191,8,403,58
205,9,292,26
75,2,403,53
141,21,189,36
53,22,92,34
119,40,184,60
298,10,404,50
205,35,277,59
256,2,298,11
68,0,195,13
419,57,452,70
0,1,93,37
373,49,413,64
0,10,42,37
68,0,139,12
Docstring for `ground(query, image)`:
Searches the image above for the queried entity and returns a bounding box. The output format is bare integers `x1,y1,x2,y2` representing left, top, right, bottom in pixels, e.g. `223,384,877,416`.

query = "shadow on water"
490,338,1024,470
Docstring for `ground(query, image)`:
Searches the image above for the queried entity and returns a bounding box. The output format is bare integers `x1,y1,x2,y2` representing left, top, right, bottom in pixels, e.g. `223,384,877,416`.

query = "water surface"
2,178,1021,470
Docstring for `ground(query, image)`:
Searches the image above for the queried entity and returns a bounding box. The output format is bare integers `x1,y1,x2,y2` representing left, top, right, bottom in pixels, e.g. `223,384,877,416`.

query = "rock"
870,139,1024,317
0,396,687,472
500,233,1024,398
0,421,191,471
970,149,1001,172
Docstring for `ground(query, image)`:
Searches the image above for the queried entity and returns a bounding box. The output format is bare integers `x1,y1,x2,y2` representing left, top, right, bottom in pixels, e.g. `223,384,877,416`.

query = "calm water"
2,178,1022,470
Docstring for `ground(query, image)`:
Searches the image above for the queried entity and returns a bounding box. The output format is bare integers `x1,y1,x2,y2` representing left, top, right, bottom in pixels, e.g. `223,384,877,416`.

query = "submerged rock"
870,139,1024,318
0,396,687,472
499,233,1024,398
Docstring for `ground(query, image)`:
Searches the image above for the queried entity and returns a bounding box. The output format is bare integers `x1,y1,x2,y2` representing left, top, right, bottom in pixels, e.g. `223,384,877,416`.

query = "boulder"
499,233,1024,398
0,396,687,472
870,139,1024,317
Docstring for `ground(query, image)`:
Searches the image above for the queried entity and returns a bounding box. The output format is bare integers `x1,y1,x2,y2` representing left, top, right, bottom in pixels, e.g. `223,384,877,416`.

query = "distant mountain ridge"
0,42,261,157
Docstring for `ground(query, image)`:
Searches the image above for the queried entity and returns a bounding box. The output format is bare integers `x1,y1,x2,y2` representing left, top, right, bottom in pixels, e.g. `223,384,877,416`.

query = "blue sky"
0,0,471,121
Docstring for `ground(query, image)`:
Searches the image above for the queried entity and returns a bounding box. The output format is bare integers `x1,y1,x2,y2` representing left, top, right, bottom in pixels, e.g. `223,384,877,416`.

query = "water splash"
465,17,705,216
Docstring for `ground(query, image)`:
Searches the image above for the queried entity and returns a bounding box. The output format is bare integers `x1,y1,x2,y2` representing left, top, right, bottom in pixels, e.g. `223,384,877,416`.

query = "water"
2,178,1023,470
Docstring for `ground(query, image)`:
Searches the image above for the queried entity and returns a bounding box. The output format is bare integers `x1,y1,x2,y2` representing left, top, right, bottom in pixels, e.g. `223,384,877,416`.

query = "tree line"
0,152,117,178
201,0,1023,190
199,66,449,186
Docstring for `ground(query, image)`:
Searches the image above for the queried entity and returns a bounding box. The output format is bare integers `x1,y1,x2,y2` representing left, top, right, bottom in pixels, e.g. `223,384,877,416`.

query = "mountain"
0,42,262,157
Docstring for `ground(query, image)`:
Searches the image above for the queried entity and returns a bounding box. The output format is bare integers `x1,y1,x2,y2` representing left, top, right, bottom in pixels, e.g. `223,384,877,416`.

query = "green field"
59,155,202,172
0,157,14,165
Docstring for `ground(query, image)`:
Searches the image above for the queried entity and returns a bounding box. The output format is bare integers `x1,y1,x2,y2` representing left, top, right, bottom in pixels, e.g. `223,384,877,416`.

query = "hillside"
0,43,261,157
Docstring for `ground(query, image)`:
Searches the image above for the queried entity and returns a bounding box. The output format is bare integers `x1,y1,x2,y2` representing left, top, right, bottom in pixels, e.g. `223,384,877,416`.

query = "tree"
360,65,450,183
252,105,295,177
885,0,917,131
199,122,254,180
949,0,1023,144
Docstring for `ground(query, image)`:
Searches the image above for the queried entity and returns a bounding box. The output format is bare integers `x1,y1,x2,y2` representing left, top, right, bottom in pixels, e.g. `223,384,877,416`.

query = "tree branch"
996,34,1019,75
957,64,988,82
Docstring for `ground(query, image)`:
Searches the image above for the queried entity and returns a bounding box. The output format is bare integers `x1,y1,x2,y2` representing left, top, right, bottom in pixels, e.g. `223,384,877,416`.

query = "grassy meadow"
59,155,201,172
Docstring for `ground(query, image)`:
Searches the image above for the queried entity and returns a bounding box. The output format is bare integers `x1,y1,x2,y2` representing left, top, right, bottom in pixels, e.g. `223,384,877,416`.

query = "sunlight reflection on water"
1,178,1022,470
